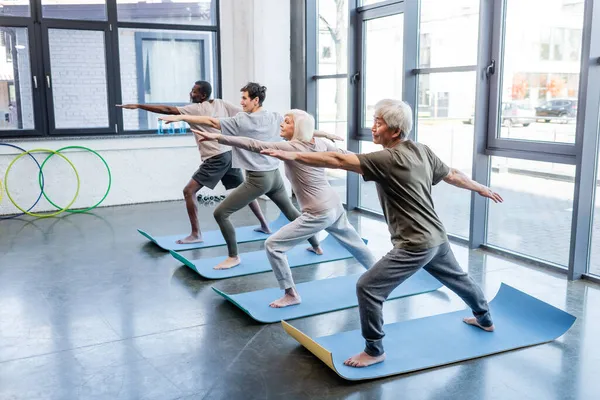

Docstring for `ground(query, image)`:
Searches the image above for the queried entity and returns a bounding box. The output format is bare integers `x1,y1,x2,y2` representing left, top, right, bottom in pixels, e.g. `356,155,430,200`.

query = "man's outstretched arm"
117,104,180,115
443,168,503,203
261,149,363,174
159,114,221,129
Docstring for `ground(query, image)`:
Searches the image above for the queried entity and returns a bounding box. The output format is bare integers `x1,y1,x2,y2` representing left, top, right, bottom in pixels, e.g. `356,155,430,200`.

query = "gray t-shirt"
218,110,282,171
356,140,450,250
177,99,241,161
217,135,347,213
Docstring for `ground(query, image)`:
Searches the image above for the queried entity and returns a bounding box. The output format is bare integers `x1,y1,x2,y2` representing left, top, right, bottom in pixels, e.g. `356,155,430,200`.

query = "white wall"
0,0,291,216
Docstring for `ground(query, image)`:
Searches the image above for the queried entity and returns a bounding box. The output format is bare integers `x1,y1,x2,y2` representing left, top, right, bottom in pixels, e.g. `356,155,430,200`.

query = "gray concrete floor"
0,200,599,399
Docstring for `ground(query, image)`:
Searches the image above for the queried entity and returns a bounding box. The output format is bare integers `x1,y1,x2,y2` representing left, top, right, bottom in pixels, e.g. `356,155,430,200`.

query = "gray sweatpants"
265,204,377,290
214,169,319,257
356,242,492,357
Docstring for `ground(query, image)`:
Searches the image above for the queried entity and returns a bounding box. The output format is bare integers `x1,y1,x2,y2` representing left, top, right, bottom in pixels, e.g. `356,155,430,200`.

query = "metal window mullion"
107,0,123,134
116,21,218,32
413,65,478,74
403,0,418,140
347,0,360,210
485,0,505,151
313,73,349,79
359,2,403,19
290,0,307,110
568,0,600,280
469,0,496,248
214,0,222,99
306,0,317,116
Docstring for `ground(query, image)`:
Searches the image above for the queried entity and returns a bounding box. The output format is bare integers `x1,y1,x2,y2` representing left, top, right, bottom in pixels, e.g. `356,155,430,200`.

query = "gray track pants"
265,204,377,289
357,242,493,357
214,169,319,257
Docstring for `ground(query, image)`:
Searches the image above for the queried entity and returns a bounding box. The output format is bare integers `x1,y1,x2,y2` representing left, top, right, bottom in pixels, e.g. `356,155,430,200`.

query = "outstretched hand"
116,104,137,109
327,133,345,141
158,115,180,124
191,129,220,142
261,149,298,161
478,186,503,203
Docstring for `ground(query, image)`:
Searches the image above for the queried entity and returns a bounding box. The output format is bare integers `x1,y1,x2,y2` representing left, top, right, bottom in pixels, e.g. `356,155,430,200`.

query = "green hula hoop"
5,148,80,218
38,146,112,213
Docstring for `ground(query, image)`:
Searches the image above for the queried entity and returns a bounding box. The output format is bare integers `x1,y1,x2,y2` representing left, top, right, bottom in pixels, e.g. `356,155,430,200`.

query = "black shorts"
192,151,244,190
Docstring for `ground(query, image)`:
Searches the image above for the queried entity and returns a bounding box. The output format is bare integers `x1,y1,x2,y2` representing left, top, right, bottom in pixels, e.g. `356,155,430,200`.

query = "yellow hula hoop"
4,148,80,218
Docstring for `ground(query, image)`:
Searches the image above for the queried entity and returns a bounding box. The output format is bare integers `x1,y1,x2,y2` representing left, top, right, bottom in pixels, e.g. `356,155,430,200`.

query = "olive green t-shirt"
356,140,450,250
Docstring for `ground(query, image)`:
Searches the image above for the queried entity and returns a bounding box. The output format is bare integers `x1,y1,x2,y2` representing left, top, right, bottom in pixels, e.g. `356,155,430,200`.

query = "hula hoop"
0,143,45,220
38,146,112,213
4,148,80,218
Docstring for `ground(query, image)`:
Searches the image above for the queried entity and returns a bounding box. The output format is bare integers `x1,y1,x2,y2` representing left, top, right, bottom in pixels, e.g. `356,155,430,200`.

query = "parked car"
501,101,535,127
535,99,578,122
463,101,535,127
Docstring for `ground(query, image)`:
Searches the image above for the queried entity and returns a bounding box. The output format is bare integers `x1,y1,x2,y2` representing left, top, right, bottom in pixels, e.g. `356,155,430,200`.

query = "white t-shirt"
177,99,241,162
219,110,282,171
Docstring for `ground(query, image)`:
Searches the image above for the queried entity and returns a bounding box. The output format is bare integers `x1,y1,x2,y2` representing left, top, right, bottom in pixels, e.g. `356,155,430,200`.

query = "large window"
303,0,600,279
589,125,600,277
0,0,219,138
0,26,34,130
118,29,216,131
362,13,403,127
487,158,575,266
496,0,584,144
117,0,215,25
415,0,480,239
47,29,110,130
417,72,476,238
359,140,383,213
314,0,349,203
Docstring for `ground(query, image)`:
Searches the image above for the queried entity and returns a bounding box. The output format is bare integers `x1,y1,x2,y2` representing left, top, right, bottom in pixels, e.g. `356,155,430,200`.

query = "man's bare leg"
343,352,386,368
248,200,271,234
463,317,495,332
177,179,204,244
269,286,301,308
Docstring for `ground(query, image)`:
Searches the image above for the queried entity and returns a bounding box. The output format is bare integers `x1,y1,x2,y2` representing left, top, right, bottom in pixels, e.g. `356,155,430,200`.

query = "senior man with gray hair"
262,99,504,368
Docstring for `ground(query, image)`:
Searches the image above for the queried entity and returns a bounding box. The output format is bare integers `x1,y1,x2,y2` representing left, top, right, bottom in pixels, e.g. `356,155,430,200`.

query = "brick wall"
47,29,109,129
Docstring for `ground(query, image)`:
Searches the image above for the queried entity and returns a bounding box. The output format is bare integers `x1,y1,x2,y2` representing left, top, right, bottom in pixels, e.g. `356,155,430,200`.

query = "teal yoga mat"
170,235,364,279
213,269,442,323
138,213,289,251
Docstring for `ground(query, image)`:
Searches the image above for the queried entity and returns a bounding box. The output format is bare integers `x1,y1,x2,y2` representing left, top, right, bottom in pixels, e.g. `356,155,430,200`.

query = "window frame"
0,0,221,138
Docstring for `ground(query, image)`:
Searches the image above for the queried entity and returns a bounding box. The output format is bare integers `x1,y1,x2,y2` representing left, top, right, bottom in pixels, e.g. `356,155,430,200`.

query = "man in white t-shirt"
117,80,271,244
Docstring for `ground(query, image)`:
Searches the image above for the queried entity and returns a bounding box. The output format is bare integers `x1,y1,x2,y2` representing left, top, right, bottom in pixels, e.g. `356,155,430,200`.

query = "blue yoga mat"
282,283,576,381
212,269,441,323
138,213,289,251
170,235,364,279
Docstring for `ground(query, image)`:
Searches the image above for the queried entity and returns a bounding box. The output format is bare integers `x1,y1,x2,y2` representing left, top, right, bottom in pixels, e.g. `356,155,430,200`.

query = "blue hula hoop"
0,143,45,220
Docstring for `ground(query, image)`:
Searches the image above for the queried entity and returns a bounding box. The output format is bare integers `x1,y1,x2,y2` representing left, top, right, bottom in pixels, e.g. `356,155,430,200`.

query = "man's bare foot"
176,234,203,244
214,256,241,270
269,290,301,308
343,352,386,368
254,225,272,234
307,246,323,255
463,317,495,332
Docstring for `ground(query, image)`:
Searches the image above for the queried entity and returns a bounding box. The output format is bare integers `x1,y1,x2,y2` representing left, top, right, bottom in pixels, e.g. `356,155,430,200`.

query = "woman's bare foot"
254,225,272,234
307,246,323,255
176,234,203,244
344,352,386,368
463,317,495,332
269,288,301,308
214,256,241,270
